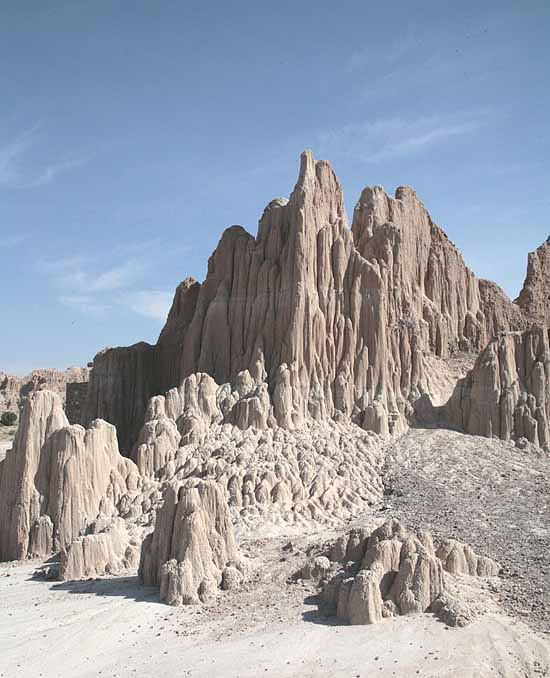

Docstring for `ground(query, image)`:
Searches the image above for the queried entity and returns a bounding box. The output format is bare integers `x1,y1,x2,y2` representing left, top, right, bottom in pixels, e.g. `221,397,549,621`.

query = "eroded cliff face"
446,327,550,450
515,238,550,327
84,151,534,452
351,186,526,356
84,279,200,452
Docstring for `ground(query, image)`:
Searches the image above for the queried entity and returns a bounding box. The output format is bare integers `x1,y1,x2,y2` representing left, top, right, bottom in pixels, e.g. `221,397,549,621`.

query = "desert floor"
1,427,549,678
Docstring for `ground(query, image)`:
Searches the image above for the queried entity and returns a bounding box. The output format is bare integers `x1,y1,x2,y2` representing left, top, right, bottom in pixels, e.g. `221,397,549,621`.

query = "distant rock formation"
85,152,532,452
446,327,550,450
139,479,242,605
0,367,89,423
0,390,142,562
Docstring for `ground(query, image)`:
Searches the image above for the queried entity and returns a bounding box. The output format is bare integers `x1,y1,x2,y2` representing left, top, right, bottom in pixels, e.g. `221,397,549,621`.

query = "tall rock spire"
84,152,537,452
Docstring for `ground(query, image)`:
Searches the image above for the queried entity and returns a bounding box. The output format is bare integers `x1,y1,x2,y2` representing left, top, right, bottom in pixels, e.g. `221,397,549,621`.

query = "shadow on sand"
301,593,346,626
47,575,161,604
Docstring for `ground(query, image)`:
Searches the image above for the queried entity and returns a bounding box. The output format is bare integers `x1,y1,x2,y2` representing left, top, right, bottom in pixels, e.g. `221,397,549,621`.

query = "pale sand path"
1,559,548,678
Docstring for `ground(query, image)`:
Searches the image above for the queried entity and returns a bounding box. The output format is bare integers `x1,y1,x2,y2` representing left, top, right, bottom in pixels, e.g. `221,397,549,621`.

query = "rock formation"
0,390,142,562
59,518,140,581
0,367,89,421
313,519,498,625
130,372,383,528
436,538,499,577
85,151,534,453
84,279,200,452
139,479,241,605
446,327,550,450
319,519,445,624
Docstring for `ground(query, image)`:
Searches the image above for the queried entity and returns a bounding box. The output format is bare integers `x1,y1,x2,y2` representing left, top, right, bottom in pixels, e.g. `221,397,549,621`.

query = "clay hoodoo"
85,151,530,452
307,519,499,626
0,390,143,562
139,479,242,605
446,326,550,450
59,518,140,581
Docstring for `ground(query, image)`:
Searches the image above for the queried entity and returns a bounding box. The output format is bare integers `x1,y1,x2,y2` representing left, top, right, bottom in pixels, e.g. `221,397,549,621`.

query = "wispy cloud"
0,232,28,248
42,255,146,298
123,290,173,321
58,294,109,316
348,24,420,71
21,153,92,188
0,124,91,189
0,125,38,185
40,246,178,325
316,113,483,163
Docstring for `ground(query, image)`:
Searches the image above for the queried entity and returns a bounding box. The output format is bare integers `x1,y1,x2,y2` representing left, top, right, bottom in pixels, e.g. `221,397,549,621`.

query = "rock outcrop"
0,367,88,420
320,519,445,625
139,479,241,605
85,152,532,452
0,390,142,562
130,374,383,529
314,520,499,626
515,237,550,326
436,538,499,577
446,327,550,450
59,518,140,581
312,519,498,626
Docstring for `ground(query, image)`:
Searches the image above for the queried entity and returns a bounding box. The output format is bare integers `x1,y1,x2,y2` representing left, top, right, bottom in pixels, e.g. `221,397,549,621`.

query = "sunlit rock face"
0,390,142,562
447,326,550,450
84,151,535,452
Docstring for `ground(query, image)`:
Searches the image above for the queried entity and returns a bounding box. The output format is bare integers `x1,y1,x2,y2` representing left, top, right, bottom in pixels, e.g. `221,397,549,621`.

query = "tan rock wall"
446,327,550,450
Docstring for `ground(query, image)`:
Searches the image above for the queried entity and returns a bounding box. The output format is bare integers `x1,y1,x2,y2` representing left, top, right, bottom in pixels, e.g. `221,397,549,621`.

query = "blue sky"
1,0,548,375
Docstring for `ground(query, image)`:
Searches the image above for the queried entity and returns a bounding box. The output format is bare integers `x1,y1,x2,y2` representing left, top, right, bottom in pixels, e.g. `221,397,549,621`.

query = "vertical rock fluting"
84,152,534,451
446,327,550,450
0,390,68,561
320,519,445,625
351,186,524,357
0,390,141,562
515,238,550,327
139,479,240,605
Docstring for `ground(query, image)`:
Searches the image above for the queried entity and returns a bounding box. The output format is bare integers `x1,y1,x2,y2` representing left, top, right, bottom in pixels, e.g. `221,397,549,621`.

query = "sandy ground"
1,534,549,678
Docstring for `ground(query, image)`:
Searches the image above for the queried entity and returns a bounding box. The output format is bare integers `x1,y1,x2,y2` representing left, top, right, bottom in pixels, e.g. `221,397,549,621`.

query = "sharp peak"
358,184,420,201
297,149,337,183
